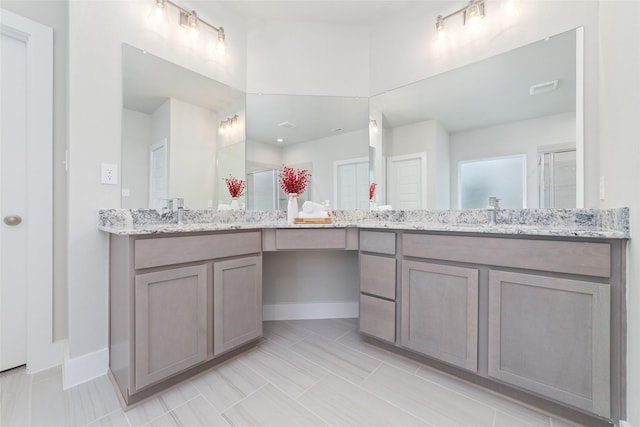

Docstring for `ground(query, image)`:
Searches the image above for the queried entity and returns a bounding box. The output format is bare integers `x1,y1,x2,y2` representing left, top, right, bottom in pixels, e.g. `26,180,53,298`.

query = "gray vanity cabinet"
108,231,262,405
400,261,479,372
359,230,397,343
488,270,611,418
213,256,263,356
134,265,208,389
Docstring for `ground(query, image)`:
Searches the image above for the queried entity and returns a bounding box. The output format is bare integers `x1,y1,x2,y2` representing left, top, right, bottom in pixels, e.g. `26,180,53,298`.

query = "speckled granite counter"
98,207,630,239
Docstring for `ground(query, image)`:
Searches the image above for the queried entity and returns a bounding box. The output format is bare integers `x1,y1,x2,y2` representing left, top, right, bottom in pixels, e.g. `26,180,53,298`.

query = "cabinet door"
488,271,610,418
401,261,479,372
213,256,263,356
134,264,208,390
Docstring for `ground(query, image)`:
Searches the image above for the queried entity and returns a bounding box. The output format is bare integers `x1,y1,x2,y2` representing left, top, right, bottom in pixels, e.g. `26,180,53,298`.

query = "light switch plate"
101,163,118,185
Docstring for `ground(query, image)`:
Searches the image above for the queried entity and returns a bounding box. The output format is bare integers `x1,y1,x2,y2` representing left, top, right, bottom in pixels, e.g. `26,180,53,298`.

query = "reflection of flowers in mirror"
369,182,377,201
225,175,245,198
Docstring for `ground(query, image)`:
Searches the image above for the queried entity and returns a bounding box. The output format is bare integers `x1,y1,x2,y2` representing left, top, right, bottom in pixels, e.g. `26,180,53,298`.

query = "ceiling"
122,44,243,114
371,28,576,133
201,1,425,26
246,94,369,146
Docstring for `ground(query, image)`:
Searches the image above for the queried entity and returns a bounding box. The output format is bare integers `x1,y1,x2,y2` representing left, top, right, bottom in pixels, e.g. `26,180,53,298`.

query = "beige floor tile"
297,374,428,426
361,363,495,427
494,410,542,427
263,320,312,347
147,396,230,427
415,366,551,427
258,340,329,379
1,367,30,427
83,410,128,427
337,330,420,374
290,334,381,385
287,318,357,340
551,417,581,426
191,358,267,412
31,374,120,427
124,382,200,426
223,384,328,426
240,343,325,399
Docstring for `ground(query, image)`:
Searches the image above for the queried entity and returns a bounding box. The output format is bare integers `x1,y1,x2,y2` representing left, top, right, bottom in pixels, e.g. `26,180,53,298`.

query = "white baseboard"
263,302,358,321
62,347,109,390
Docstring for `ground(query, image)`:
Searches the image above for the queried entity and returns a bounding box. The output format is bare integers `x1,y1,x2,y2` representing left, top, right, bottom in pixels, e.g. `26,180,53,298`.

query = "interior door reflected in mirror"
369,27,583,210
120,43,245,210
245,94,369,211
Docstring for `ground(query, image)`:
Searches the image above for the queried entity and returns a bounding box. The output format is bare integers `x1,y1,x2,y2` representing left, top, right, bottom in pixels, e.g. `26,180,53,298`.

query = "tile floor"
1,318,580,427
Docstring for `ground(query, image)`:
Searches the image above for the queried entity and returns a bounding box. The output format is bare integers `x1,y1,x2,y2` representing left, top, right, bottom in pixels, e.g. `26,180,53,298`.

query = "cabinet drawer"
134,231,261,269
402,233,611,277
360,230,396,255
360,254,396,300
274,229,347,250
360,294,395,343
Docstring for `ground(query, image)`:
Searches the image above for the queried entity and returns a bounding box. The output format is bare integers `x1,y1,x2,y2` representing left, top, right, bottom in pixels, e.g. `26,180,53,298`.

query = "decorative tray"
293,217,333,224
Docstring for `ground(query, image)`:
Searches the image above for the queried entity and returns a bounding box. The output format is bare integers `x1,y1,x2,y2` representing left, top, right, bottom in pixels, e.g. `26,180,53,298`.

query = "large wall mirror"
121,43,245,210
245,94,369,210
370,27,583,210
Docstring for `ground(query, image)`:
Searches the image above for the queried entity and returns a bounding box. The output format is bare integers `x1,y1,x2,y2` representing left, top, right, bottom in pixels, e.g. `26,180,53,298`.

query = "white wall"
121,109,150,209
449,112,575,208
65,0,246,384
246,139,283,172
387,120,450,209
1,0,68,342
597,2,640,426
169,98,217,209
282,129,369,205
246,20,369,97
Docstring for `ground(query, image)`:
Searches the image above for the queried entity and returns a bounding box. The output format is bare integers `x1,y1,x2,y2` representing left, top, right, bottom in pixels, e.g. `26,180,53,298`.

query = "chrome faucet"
176,198,184,225
488,196,500,225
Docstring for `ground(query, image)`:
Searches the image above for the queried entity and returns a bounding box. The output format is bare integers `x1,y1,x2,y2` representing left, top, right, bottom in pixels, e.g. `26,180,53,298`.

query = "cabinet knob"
3,215,22,226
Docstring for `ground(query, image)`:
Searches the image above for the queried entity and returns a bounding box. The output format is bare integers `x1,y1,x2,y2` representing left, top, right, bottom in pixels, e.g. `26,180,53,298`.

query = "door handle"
3,215,22,226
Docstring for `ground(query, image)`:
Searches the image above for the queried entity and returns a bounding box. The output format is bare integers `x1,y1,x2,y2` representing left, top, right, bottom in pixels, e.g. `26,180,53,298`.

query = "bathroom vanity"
101,208,628,425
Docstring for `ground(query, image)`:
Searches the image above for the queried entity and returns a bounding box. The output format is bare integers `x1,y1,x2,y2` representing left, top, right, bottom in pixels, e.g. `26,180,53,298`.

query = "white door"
387,153,427,210
1,21,28,371
149,139,168,209
334,157,369,210
1,9,58,373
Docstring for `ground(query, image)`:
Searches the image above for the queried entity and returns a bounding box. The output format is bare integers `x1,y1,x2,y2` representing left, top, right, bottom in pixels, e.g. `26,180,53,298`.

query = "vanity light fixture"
436,0,486,36
150,0,226,47
219,114,239,134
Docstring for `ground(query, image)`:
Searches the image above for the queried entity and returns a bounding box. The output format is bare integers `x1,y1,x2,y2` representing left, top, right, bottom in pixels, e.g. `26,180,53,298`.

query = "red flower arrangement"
369,182,377,201
225,175,245,198
279,165,311,195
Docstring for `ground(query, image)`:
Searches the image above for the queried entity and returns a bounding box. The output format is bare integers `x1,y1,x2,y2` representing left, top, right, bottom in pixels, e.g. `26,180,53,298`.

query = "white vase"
230,198,239,210
287,193,299,224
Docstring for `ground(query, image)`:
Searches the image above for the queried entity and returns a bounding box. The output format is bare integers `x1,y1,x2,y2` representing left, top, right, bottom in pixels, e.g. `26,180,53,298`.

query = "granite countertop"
98,208,630,239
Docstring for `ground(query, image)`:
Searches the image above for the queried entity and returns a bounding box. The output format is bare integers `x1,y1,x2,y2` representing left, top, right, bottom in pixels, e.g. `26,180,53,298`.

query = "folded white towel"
302,201,326,213
376,205,392,211
298,211,329,219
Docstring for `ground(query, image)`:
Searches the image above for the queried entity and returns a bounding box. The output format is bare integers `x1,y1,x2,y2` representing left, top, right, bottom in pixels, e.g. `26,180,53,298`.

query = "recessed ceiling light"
276,138,284,142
